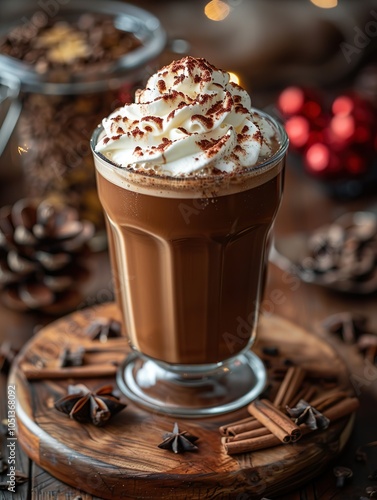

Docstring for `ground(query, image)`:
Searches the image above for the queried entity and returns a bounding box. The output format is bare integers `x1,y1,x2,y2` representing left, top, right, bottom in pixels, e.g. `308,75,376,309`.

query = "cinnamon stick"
309,390,350,412
220,417,261,437
219,416,257,436
322,397,359,421
223,396,359,455
222,433,281,455
247,399,301,443
22,363,118,380
289,384,317,408
273,366,306,407
228,426,270,442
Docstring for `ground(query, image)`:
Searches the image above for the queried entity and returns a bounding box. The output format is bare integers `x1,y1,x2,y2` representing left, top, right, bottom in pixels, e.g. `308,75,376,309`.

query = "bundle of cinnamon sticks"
220,366,359,455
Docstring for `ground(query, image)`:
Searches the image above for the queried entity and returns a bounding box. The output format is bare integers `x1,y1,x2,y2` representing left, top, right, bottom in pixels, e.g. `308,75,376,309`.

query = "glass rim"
90,107,289,183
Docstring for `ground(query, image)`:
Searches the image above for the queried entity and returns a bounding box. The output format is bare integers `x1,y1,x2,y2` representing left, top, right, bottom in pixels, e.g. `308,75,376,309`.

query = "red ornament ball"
278,85,377,181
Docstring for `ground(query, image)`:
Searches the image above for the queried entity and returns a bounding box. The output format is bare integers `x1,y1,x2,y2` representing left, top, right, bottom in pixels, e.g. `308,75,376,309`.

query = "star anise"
286,399,330,430
54,384,126,426
59,346,85,367
85,318,122,342
158,422,199,454
333,466,353,487
322,312,368,344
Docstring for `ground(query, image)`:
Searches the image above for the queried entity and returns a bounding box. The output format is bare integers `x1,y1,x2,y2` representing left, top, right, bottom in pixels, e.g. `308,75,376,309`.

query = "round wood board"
10,303,355,499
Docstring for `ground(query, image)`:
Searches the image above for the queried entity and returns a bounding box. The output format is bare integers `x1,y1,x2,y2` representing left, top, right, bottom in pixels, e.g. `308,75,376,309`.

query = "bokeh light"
228,71,240,85
309,0,338,8
204,0,231,21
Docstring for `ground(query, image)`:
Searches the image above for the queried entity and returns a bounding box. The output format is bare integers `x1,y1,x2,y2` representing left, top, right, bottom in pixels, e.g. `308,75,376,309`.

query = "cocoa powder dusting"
142,116,163,129
174,74,185,85
234,145,245,154
196,136,227,158
155,137,172,152
131,127,144,138
253,130,263,143
133,146,144,156
157,79,166,92
192,114,214,129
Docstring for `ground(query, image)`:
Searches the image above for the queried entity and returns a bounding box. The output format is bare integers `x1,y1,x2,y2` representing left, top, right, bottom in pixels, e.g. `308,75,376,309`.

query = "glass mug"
91,109,288,417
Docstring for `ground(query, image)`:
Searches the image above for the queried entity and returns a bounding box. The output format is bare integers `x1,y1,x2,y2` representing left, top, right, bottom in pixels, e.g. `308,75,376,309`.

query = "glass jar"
0,0,166,235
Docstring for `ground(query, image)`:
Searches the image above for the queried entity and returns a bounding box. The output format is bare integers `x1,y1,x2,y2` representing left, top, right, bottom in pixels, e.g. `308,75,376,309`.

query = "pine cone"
0,198,94,313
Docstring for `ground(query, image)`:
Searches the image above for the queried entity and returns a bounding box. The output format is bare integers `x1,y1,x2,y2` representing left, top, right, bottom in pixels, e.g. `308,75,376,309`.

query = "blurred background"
1,0,377,203
3,0,377,91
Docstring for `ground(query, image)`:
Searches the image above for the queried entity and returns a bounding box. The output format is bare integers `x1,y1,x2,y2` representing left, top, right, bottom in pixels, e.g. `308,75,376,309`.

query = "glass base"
116,351,267,417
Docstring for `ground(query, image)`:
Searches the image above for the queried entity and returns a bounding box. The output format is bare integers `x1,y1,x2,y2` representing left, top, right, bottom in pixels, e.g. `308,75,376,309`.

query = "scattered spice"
85,318,122,342
298,211,377,293
366,486,377,498
357,335,377,364
158,422,199,454
368,471,377,481
220,365,358,455
286,399,330,430
261,346,280,357
322,312,368,344
54,384,126,426
333,465,353,487
59,346,85,368
323,312,377,364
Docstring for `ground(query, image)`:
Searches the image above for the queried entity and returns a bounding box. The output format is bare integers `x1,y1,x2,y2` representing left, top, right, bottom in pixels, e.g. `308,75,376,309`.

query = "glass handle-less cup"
91,109,288,417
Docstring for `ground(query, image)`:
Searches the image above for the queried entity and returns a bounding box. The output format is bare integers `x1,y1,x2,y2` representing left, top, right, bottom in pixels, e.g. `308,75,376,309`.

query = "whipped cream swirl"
96,56,272,176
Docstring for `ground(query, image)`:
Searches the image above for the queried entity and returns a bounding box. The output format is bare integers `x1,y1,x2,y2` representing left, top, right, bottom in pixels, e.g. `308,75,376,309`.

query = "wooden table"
1,164,376,499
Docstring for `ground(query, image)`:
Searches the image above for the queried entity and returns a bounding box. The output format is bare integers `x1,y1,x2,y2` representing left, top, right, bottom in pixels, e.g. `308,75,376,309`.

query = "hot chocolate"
94,117,284,365
91,56,288,415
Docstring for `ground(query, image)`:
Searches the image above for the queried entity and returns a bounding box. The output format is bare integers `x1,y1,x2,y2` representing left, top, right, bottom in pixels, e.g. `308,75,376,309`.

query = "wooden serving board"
10,303,355,499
